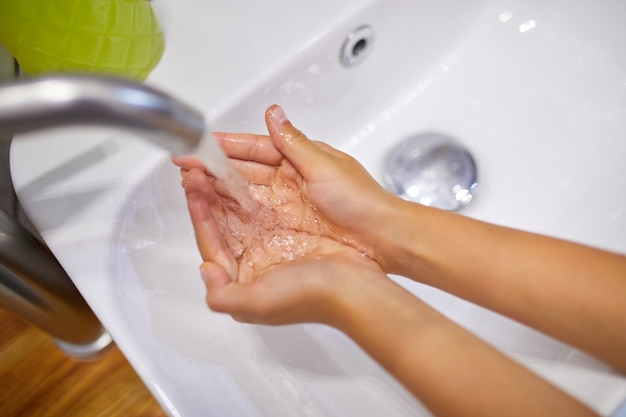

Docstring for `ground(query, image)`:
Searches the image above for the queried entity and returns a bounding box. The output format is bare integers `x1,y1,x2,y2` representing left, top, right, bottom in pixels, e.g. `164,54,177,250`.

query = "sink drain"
383,133,478,211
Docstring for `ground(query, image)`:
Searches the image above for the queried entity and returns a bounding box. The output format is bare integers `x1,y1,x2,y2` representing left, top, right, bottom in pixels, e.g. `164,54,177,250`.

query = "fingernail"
200,264,211,285
269,105,289,125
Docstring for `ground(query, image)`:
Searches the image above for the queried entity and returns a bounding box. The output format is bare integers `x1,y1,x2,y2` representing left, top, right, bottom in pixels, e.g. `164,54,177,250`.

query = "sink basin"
10,0,626,416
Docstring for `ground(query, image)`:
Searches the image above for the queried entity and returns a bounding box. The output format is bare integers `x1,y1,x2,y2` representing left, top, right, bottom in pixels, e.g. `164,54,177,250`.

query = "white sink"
10,0,626,416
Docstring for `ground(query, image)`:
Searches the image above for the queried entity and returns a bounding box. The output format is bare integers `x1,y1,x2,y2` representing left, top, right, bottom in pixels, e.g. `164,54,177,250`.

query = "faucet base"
54,330,114,361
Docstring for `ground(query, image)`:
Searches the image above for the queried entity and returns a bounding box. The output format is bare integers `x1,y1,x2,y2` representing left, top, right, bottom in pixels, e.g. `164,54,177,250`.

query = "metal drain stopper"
383,132,478,211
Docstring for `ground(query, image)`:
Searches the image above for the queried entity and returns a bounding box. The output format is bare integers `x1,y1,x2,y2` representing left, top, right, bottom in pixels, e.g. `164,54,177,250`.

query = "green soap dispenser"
0,0,164,80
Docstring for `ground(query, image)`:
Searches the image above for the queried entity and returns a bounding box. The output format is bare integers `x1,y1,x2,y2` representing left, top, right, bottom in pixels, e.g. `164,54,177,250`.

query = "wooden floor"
0,308,167,417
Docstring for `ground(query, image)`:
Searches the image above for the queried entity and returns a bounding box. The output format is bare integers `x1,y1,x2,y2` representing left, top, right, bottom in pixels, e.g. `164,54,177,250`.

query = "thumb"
265,105,327,177
200,262,235,313
199,261,270,322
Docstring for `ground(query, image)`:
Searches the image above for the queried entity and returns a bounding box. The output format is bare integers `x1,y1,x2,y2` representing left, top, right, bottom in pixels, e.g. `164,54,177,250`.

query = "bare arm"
333,271,598,417
375,200,626,373
236,105,626,373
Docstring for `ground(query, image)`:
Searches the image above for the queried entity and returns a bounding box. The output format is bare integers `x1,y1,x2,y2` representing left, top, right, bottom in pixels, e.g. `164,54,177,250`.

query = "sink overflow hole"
341,25,375,67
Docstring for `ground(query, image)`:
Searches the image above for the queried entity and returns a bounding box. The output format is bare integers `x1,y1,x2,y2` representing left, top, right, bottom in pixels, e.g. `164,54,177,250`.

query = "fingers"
265,105,332,179
172,155,212,175
200,262,259,322
184,169,238,280
176,133,284,186
200,262,268,320
213,132,283,166
173,132,283,178
177,112,333,186
229,159,278,186
200,261,232,297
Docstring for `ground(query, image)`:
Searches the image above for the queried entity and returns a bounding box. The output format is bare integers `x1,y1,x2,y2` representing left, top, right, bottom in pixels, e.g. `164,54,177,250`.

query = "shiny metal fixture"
0,75,206,358
0,75,205,154
0,209,112,359
384,132,478,211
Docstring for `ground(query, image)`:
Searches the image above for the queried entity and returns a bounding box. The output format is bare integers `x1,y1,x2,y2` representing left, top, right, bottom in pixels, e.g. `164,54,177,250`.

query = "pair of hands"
174,106,611,417
174,105,397,326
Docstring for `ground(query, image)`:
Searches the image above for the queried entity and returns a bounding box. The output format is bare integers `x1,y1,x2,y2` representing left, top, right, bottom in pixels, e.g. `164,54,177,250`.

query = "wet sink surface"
10,0,626,416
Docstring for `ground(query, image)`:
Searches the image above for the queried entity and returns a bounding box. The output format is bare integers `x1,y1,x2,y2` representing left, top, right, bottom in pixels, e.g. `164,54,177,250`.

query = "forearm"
334,278,597,417
376,199,626,372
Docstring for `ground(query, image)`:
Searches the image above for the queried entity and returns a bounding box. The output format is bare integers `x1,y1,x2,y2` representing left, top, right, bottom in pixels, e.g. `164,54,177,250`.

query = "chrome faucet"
0,75,205,358
0,75,205,153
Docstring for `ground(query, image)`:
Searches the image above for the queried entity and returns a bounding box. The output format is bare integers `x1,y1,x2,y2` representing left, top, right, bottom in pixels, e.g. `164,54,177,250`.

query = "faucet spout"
0,75,205,155
0,75,206,358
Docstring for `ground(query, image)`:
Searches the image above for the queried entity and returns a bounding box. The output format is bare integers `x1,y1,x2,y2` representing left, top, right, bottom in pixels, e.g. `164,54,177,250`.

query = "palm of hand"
182,161,372,284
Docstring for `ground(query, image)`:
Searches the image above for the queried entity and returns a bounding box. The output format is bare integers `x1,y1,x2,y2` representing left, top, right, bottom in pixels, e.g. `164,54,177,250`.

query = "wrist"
330,271,428,337
370,197,430,276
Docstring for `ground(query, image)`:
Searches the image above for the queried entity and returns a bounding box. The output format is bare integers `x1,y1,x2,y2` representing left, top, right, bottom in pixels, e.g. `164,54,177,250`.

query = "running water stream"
190,131,258,212
180,129,329,282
